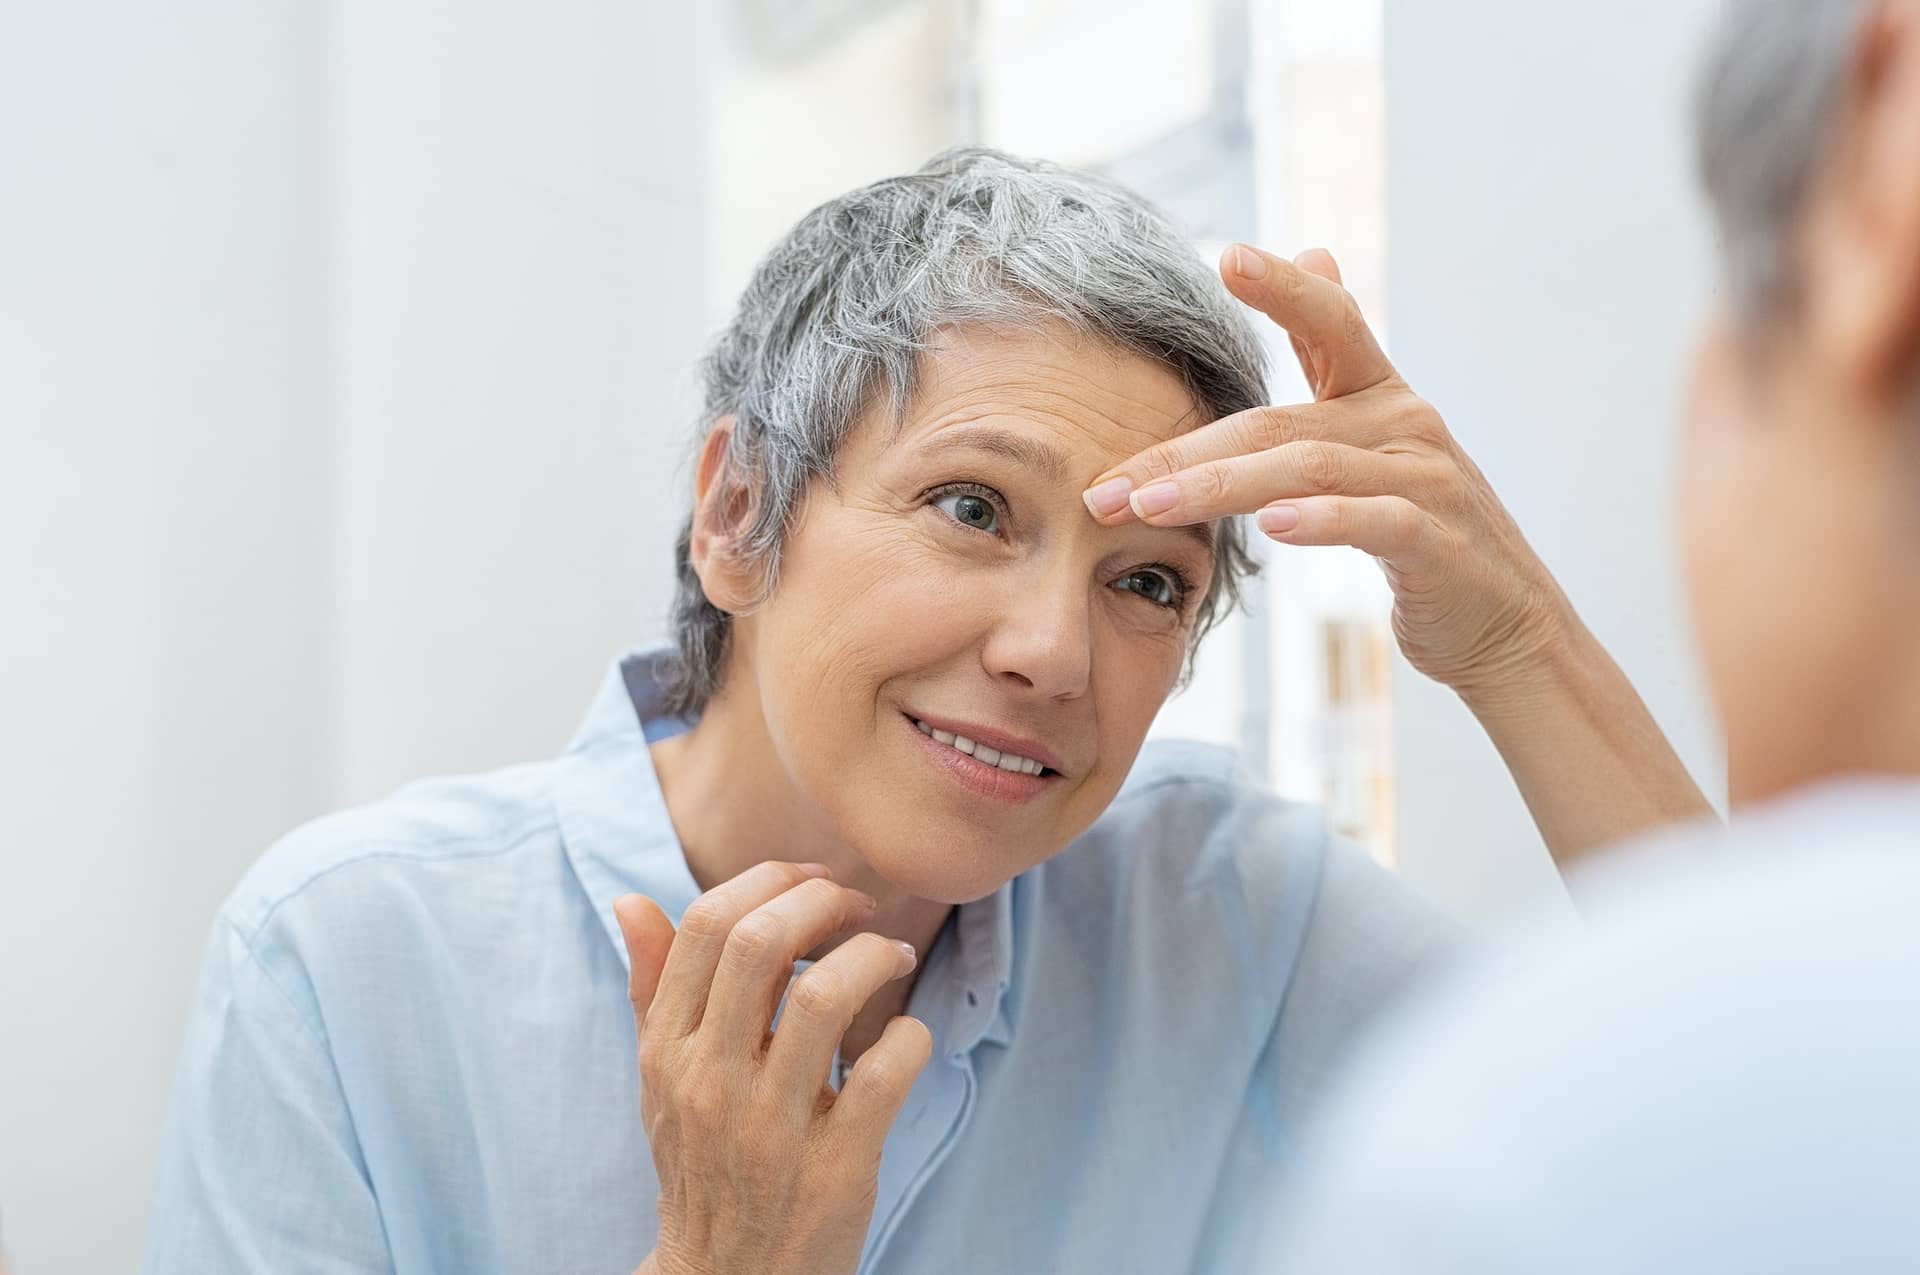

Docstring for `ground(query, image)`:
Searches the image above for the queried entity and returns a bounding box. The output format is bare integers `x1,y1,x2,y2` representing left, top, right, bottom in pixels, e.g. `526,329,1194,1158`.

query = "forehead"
893,323,1206,474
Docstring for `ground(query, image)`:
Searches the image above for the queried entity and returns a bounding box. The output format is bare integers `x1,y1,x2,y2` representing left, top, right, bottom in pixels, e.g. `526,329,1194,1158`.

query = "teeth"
914,719,1047,777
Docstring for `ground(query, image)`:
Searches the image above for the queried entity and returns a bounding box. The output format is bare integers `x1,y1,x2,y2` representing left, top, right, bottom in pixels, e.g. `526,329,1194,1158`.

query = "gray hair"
1696,0,1873,316
661,147,1271,716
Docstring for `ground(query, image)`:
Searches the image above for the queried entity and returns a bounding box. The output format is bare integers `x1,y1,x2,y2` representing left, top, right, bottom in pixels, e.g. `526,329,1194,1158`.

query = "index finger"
1081,397,1380,524
1220,243,1396,400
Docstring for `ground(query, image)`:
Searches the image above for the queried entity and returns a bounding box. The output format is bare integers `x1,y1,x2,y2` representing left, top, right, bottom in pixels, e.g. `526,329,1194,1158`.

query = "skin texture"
1684,0,1920,806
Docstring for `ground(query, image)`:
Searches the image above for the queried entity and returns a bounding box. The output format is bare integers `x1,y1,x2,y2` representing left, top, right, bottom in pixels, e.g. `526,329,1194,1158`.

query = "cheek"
766,512,991,686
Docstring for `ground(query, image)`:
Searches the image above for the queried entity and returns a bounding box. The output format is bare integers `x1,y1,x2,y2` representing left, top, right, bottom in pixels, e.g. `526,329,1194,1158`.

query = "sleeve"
143,917,394,1275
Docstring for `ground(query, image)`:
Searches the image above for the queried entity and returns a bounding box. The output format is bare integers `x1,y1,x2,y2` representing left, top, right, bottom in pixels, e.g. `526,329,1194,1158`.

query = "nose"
979,560,1093,700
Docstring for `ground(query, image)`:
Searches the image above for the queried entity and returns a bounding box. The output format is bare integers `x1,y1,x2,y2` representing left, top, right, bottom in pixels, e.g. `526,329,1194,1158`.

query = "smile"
912,718,1051,776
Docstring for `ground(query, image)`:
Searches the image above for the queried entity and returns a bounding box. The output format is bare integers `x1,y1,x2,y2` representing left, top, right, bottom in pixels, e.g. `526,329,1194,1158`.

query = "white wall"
333,2,711,802
0,4,709,1269
1383,0,1726,923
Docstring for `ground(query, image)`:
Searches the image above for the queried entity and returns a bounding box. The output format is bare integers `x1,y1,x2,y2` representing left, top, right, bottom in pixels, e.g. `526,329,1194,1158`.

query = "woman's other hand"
1082,243,1568,707
617,862,932,1275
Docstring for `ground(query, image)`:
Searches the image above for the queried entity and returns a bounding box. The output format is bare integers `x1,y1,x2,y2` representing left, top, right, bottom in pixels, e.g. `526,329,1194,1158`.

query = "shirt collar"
555,645,1017,1055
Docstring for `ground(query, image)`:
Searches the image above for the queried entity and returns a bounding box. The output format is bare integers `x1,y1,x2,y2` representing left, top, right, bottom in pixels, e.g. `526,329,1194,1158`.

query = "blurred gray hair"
661,147,1271,716
1696,0,1874,316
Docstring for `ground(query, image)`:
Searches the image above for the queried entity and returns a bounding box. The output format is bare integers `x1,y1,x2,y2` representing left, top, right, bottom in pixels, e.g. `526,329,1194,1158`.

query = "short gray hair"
661,147,1271,716
1696,0,1873,316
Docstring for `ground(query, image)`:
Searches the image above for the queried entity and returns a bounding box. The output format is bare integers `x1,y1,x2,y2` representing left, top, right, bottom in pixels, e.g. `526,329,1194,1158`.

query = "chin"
851,829,1030,905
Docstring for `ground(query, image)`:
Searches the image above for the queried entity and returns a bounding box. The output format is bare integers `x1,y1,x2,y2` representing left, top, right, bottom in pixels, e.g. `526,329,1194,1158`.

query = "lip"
902,710,1069,776
902,713,1056,805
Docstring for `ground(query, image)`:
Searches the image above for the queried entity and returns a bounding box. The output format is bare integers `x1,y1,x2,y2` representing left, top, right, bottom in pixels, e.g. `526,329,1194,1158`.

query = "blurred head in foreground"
1685,0,1920,804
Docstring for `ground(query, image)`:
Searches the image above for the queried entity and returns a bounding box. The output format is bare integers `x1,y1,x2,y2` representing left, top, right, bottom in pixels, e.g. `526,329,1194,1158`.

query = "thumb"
613,894,676,1031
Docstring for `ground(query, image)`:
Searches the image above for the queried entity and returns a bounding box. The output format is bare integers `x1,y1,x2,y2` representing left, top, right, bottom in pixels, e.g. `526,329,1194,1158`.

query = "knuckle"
1135,446,1185,482
1384,496,1422,543
722,911,787,968
1278,259,1310,301
1192,462,1232,505
787,968,848,1022
1253,406,1297,451
678,897,731,944
856,1054,903,1097
674,1075,727,1129
1294,441,1342,492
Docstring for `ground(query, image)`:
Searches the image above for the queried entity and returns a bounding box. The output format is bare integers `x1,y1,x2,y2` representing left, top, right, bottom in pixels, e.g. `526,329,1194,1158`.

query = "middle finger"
700,876,879,1048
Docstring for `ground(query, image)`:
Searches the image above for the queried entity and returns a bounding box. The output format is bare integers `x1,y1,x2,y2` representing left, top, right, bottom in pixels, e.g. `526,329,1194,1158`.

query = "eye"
1110,567,1190,609
931,484,1004,535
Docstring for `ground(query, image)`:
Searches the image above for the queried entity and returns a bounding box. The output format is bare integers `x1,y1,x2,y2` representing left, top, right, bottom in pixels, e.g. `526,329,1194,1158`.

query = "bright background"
0,0,1721,1268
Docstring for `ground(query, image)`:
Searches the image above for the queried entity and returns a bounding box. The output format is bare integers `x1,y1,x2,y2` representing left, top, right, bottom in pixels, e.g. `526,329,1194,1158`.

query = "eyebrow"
917,423,1217,557
919,424,1071,484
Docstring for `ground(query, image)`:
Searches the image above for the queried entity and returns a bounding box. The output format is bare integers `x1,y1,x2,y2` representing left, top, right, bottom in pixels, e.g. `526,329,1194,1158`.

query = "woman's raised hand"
1083,243,1571,706
617,862,932,1275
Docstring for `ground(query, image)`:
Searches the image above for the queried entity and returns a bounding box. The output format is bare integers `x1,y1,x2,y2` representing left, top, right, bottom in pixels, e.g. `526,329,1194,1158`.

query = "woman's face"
730,325,1219,902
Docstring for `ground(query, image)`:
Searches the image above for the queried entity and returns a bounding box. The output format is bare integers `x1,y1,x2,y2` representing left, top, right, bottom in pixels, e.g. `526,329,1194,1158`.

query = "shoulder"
218,757,567,952
1262,811,1920,1272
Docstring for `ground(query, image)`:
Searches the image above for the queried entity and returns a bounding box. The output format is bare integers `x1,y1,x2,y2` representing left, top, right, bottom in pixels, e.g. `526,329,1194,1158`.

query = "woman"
145,149,1705,1274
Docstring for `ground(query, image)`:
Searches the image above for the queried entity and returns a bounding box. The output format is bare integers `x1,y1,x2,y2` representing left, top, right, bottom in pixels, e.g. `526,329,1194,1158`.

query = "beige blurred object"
1322,616,1396,865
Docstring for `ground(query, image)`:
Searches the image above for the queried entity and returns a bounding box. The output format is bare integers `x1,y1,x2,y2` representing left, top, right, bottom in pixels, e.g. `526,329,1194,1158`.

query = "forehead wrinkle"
914,420,1070,484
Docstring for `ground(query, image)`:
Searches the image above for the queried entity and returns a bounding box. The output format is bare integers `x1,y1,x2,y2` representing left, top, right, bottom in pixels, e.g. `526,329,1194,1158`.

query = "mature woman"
146,149,1704,1274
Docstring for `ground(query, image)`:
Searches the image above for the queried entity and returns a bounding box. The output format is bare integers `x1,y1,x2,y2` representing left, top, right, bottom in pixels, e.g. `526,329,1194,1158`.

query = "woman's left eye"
1111,568,1185,608
932,487,1003,534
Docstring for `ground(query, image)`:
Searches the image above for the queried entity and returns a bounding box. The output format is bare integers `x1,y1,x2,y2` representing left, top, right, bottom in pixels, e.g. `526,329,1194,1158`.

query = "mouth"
901,712,1065,804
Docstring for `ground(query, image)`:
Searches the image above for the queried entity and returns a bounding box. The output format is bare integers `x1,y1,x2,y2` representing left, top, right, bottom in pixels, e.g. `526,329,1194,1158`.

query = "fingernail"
891,941,918,971
797,862,832,879
850,889,878,911
1129,481,1179,519
1257,505,1300,535
1082,476,1133,518
1231,244,1269,280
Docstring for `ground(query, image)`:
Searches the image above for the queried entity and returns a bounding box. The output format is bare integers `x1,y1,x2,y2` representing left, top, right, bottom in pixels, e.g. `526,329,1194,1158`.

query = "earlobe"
686,416,765,614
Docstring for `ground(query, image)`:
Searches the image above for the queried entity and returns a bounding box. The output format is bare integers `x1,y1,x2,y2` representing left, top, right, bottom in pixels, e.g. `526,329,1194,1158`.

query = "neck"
647,675,955,968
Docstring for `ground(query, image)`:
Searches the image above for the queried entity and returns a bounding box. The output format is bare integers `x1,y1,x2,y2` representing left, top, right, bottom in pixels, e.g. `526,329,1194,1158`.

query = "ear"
1804,0,1920,409
686,415,765,614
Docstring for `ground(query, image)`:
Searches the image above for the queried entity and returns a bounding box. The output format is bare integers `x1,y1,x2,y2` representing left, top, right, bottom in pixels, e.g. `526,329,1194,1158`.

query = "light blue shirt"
1257,780,1920,1273
145,645,1459,1275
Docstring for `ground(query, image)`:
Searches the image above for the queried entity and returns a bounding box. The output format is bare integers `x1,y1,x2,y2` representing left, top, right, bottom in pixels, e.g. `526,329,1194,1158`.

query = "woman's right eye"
932,487,1003,535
